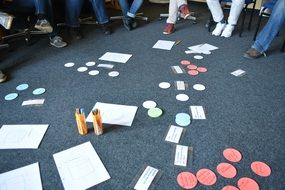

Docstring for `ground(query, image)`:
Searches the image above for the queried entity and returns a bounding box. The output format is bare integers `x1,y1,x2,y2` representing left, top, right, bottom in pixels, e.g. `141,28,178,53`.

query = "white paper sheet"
0,163,42,190
165,125,183,143
152,40,175,50
86,102,138,126
53,142,110,190
0,124,49,149
134,166,159,190
190,106,206,119
22,99,45,106
188,43,218,54
231,69,246,77
97,64,114,69
174,145,188,167
99,52,132,63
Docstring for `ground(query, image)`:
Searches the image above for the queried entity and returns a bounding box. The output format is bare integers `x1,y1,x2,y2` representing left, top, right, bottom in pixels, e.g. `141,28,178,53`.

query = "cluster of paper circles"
180,59,207,76
175,113,191,126
4,84,46,101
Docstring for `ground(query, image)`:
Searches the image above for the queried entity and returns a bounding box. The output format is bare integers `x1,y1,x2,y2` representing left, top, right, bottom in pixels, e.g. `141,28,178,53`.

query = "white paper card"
176,81,186,90
152,40,175,50
171,66,183,74
134,166,159,190
22,99,45,106
190,106,206,119
231,69,246,77
0,124,49,149
174,145,188,167
97,64,114,69
99,52,132,63
53,142,110,190
165,125,183,143
0,163,42,190
86,102,138,126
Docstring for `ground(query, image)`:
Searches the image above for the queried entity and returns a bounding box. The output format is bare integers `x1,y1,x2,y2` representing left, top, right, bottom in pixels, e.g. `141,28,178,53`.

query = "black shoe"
69,27,83,40
101,23,112,35
122,16,132,31
243,48,265,59
131,18,138,29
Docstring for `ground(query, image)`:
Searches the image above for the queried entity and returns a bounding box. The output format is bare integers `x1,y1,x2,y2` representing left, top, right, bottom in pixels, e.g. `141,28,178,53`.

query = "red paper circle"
223,148,242,163
188,70,199,76
177,172,198,189
217,163,237,178
251,161,271,177
187,65,198,70
196,168,217,186
222,185,240,190
238,177,259,190
197,67,208,73
180,60,191,65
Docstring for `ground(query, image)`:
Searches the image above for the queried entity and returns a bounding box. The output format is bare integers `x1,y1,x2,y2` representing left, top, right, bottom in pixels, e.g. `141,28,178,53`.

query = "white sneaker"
221,24,235,38
212,22,226,36
0,12,13,30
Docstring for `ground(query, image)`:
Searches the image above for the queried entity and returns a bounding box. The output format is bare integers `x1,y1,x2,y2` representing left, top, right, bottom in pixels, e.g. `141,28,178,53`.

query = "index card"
86,102,138,126
165,125,183,143
231,69,246,77
0,163,42,190
99,52,132,63
134,166,159,190
190,106,206,119
174,145,188,167
171,66,184,74
53,142,110,190
152,40,175,50
97,64,114,69
176,81,186,90
0,124,49,149
22,99,45,106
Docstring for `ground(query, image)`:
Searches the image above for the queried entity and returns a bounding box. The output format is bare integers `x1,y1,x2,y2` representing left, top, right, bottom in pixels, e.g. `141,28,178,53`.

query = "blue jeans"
252,0,285,53
118,0,143,18
65,0,109,27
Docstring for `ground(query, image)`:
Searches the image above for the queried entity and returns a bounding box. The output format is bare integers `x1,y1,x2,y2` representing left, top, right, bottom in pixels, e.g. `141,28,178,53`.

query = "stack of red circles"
180,60,208,76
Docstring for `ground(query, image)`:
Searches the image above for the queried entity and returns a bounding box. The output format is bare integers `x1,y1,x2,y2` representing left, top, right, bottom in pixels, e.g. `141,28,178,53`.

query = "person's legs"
206,0,226,36
34,0,53,32
164,0,178,34
128,0,143,18
0,11,13,30
0,70,7,83
221,0,245,37
118,0,129,16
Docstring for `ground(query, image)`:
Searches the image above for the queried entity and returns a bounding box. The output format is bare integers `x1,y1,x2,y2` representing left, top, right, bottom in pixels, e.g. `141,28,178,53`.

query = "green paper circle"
148,107,163,118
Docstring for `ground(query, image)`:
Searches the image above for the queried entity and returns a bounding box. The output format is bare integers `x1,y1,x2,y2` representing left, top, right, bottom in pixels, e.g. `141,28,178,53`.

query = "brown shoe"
243,48,265,59
163,23,174,35
179,4,190,19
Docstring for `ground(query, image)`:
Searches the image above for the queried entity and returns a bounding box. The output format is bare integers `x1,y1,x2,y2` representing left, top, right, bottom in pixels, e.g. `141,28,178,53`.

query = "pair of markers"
75,108,103,136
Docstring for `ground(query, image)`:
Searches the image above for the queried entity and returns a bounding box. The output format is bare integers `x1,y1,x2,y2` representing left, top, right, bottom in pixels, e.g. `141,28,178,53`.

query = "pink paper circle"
188,70,199,76
181,60,191,65
251,161,271,177
222,185,239,190
217,163,237,178
223,148,242,163
196,168,217,186
177,172,198,189
238,177,259,190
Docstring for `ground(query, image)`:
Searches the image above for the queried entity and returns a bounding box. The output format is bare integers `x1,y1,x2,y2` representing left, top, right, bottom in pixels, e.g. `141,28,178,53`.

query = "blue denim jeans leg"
118,0,143,17
252,0,285,53
65,0,83,27
90,0,109,24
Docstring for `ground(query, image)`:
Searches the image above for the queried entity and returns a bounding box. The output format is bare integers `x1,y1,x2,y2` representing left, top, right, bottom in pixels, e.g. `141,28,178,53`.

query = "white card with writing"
134,166,159,190
176,81,186,90
171,66,184,74
99,52,132,63
97,64,114,69
231,69,246,77
174,145,188,167
190,106,206,119
165,125,183,143
22,99,45,106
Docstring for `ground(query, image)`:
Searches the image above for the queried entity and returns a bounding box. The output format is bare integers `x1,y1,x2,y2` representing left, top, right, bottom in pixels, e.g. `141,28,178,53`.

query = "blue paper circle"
4,93,18,101
16,83,29,91
175,113,191,127
33,88,46,95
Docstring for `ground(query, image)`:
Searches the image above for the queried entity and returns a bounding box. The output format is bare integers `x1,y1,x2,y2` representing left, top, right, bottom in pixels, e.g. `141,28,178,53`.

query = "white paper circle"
33,88,46,95
108,71,119,77
193,84,206,91
194,55,204,60
86,61,96,66
64,62,75,67
88,70,100,76
142,100,157,109
176,94,189,101
159,82,171,89
203,51,211,55
77,67,88,72
4,93,18,101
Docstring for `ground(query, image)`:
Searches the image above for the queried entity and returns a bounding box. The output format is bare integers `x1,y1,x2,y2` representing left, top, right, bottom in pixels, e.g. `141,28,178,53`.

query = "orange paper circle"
222,185,239,190
251,161,271,177
197,67,208,73
188,70,199,76
217,163,237,178
196,168,217,186
177,172,198,189
223,148,242,163
238,177,259,190
187,65,198,70
181,60,191,65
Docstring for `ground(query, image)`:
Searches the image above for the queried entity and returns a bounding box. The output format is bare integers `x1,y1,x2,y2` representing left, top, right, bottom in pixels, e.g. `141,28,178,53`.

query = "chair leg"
248,0,257,30
239,7,247,37
253,14,262,41
281,39,285,52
